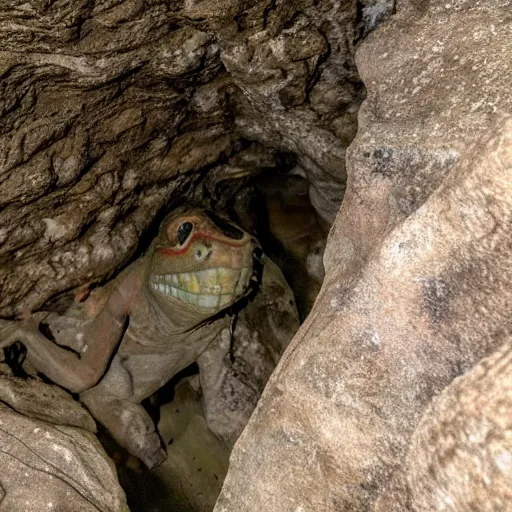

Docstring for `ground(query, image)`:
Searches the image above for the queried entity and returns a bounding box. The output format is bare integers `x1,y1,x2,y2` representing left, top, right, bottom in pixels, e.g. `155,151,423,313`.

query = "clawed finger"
0,321,21,349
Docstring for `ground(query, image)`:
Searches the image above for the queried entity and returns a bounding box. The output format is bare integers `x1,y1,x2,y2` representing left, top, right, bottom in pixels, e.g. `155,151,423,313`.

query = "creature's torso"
48,256,232,402
116,273,230,401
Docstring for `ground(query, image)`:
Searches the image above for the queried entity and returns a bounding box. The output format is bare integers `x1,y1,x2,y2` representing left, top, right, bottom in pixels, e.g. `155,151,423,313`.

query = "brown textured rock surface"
326,0,512,279
0,0,361,317
221,0,364,223
405,337,512,512
0,363,96,431
214,0,512,501
0,365,128,512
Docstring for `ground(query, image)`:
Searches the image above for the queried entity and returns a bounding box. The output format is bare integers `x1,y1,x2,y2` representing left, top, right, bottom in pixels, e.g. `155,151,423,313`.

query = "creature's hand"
0,313,48,350
0,320,19,350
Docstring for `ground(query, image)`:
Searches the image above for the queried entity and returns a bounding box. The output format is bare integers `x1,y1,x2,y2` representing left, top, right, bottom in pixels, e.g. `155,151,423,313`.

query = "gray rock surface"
0,365,128,512
221,0,363,223
0,364,96,431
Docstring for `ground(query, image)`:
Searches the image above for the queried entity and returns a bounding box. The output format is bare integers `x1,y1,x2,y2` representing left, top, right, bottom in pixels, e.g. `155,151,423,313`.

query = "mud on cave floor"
100,375,229,512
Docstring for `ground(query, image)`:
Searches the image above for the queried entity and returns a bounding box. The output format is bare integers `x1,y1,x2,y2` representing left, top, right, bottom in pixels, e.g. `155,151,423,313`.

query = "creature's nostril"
195,244,212,262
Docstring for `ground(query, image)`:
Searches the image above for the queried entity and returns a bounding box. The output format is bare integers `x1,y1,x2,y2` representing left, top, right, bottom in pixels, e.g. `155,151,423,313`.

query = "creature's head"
146,209,259,322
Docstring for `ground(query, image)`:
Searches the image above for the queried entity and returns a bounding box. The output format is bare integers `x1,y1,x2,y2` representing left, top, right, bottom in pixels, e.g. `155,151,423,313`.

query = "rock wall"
0,364,128,512
0,0,362,318
215,1,512,510
2,0,511,509
404,337,512,511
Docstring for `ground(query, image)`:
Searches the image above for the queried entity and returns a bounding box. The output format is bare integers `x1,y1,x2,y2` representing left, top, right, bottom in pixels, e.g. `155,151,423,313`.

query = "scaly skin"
0,209,261,468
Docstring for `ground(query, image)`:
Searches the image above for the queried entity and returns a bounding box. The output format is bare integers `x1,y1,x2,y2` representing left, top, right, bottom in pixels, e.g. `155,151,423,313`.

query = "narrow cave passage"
99,165,333,512
247,172,329,320
1,0,510,511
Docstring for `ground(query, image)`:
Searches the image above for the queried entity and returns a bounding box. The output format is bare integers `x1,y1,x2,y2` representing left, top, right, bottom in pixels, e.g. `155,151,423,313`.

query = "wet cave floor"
101,377,229,512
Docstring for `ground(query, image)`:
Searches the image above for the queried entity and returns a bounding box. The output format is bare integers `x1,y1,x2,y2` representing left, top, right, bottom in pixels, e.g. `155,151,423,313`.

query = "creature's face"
147,209,257,319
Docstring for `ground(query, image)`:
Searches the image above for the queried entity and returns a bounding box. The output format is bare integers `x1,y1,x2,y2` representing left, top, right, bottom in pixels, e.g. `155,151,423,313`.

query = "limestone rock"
0,365,96,432
0,365,128,512
356,0,395,39
214,110,512,510
222,0,364,223
325,0,512,278
0,1,220,317
405,338,512,512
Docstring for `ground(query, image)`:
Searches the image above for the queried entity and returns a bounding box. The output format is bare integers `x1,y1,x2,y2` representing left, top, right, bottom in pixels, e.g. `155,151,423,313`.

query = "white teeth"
179,273,191,287
198,294,218,308
195,268,218,281
151,267,251,309
203,284,222,294
189,274,200,294
176,288,187,302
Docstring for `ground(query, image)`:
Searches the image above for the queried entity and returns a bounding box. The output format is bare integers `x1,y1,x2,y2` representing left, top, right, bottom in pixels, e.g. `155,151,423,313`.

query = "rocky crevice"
1,0,509,511
0,0,365,318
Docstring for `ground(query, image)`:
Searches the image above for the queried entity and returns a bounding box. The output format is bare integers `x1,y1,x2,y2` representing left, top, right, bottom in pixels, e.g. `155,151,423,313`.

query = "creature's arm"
0,273,139,394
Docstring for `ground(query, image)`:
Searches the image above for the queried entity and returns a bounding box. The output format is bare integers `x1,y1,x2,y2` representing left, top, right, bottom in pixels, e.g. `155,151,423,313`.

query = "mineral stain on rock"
421,277,452,325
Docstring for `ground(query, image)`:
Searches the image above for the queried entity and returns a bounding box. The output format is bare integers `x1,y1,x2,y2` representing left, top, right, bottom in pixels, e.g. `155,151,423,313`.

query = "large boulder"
214,0,512,507
327,0,512,279
0,364,128,512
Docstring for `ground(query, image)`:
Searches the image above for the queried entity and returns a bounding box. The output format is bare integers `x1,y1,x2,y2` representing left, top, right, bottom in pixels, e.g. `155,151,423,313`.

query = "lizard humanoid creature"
0,208,299,468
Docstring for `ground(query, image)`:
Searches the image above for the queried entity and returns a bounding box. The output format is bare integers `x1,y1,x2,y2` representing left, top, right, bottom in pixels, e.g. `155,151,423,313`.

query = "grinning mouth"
150,267,251,309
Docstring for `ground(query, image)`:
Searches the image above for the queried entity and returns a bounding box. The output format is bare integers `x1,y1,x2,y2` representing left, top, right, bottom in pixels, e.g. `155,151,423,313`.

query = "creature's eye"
204,210,244,240
177,222,193,245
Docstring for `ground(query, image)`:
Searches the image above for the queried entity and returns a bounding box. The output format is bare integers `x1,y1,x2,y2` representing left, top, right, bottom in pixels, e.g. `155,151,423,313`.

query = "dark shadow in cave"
219,169,329,321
